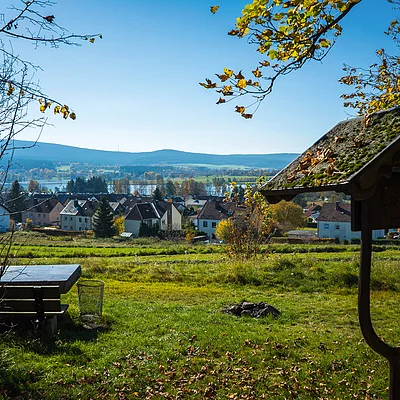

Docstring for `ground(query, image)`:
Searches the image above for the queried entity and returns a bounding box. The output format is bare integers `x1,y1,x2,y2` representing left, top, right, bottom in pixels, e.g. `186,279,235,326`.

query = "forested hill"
10,140,298,169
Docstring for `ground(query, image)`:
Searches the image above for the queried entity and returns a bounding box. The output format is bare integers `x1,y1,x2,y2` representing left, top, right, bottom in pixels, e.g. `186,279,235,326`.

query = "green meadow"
1,232,399,399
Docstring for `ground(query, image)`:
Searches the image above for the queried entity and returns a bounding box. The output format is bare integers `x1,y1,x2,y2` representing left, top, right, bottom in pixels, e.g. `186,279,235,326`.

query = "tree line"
66,177,108,194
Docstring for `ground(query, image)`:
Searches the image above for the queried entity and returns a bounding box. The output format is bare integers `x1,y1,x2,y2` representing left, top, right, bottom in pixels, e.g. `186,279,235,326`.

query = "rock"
241,301,255,310
223,300,280,319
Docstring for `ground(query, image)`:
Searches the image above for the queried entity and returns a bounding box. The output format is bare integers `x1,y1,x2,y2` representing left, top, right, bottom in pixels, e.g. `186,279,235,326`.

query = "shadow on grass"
1,312,114,352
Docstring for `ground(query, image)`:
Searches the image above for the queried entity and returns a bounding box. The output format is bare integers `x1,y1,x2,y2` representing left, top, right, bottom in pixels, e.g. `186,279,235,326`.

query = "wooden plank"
0,310,67,316
0,305,68,317
0,285,60,299
0,299,61,312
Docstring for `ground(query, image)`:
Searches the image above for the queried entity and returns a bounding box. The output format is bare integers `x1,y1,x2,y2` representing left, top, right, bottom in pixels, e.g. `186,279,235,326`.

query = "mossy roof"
260,107,400,202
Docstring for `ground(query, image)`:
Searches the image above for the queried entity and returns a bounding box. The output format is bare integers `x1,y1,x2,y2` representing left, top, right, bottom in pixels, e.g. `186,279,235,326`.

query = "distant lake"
5,181,230,196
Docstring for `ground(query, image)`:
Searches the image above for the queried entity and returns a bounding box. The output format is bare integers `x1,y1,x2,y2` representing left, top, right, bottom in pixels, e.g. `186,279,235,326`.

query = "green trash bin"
77,279,104,318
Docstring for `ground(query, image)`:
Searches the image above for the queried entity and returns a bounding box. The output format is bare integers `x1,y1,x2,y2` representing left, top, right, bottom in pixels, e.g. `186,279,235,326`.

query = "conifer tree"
152,187,164,201
92,197,116,238
6,180,26,223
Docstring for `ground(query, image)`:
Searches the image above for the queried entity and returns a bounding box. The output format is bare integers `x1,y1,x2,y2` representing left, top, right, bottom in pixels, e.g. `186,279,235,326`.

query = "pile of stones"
223,301,280,319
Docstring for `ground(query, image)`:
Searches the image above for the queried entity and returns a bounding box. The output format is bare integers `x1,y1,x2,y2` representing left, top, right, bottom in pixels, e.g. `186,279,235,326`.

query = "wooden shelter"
261,107,400,399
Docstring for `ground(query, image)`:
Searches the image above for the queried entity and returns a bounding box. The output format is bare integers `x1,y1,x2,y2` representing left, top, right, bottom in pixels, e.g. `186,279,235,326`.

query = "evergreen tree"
66,179,75,193
165,180,176,197
87,176,108,193
75,177,86,193
7,180,26,223
152,187,163,201
92,197,116,238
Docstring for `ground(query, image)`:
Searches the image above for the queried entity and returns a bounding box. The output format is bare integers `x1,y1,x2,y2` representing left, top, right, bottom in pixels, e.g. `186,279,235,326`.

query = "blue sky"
8,0,397,155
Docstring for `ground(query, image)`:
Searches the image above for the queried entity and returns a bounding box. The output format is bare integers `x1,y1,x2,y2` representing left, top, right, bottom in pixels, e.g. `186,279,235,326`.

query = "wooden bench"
0,285,68,335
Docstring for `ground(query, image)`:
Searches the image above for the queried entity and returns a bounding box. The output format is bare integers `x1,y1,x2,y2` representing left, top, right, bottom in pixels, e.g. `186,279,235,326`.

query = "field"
1,232,400,399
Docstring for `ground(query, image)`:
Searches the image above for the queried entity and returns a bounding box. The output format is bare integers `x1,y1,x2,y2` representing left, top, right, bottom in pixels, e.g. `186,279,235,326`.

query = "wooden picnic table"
0,264,81,294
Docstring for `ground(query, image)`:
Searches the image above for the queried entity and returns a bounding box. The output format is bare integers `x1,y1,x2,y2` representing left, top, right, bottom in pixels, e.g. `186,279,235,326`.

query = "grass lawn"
1,232,399,399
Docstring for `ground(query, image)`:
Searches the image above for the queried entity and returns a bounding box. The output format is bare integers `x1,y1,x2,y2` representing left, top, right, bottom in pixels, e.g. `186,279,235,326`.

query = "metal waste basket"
77,279,104,318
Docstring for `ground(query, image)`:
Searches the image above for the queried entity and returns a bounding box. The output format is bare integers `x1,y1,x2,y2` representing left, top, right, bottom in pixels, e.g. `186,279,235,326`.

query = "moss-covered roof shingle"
261,107,400,202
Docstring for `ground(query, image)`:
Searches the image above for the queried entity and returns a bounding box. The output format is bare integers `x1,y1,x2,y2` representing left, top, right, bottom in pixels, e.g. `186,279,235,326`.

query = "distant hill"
8,140,299,169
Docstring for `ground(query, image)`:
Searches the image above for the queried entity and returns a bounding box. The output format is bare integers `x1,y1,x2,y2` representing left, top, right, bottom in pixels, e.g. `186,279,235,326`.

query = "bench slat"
0,299,62,312
0,304,69,317
0,286,60,299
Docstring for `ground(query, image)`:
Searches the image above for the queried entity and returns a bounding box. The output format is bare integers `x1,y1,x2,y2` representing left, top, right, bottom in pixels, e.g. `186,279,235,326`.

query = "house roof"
125,202,160,221
261,107,400,203
197,201,237,221
109,201,123,213
155,201,171,217
61,200,98,217
304,204,322,218
26,198,61,214
185,199,207,208
318,202,351,223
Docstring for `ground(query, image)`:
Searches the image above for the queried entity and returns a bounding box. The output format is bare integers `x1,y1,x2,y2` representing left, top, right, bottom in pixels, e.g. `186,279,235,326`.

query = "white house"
0,205,11,232
60,199,98,231
196,201,236,240
124,201,182,237
124,202,161,237
317,202,385,242
156,202,182,232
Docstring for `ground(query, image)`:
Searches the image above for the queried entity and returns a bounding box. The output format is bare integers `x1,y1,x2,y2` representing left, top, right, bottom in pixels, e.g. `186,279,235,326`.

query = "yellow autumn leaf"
69,112,77,120
236,78,247,89
54,105,61,114
235,106,245,114
252,67,262,78
259,60,270,67
39,104,46,113
61,105,69,119
210,5,219,14
224,68,233,78
7,85,14,96
90,38,95,43
319,38,330,48
216,73,230,82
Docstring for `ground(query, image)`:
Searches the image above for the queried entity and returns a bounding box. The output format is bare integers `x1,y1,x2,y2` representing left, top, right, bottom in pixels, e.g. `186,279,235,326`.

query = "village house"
156,201,182,232
317,202,385,243
196,201,236,240
304,203,322,228
22,198,65,227
0,204,10,232
184,195,207,213
124,201,181,237
60,199,98,231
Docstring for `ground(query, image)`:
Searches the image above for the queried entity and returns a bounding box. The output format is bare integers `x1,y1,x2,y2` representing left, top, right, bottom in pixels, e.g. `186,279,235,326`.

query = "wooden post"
359,200,400,399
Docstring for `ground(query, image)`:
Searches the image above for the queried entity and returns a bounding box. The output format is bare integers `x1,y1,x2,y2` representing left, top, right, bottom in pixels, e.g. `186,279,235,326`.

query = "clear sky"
7,0,397,155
